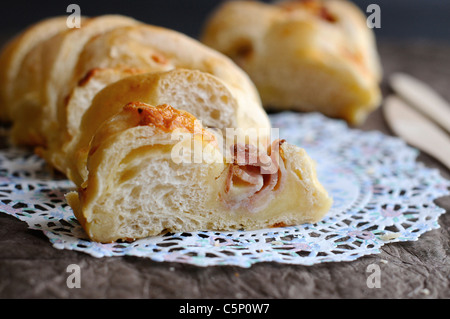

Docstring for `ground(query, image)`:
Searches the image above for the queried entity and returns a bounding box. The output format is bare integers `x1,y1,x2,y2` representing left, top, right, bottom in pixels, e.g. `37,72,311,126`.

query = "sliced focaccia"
201,0,382,125
1,14,332,243
66,102,332,243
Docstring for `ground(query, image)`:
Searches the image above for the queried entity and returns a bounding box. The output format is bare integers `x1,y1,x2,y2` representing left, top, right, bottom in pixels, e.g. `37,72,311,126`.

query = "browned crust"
77,67,145,87
123,102,198,133
279,0,337,23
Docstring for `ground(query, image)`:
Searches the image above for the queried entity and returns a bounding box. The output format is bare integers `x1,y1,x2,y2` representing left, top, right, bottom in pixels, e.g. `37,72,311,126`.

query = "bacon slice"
222,139,287,212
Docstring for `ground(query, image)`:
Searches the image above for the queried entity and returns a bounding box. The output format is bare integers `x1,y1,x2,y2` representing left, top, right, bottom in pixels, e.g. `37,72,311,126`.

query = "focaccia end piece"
67,102,332,243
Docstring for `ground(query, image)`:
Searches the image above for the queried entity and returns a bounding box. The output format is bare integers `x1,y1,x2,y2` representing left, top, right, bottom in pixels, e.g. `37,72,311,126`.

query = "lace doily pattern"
0,112,448,267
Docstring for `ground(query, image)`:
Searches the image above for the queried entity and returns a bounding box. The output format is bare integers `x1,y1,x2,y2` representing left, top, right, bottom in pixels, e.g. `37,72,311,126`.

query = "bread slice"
66,102,332,243
61,68,269,186
201,0,382,125
0,16,68,122
9,15,140,145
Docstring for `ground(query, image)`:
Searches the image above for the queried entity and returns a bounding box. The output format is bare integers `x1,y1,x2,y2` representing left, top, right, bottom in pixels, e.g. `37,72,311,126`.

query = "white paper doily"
0,112,449,267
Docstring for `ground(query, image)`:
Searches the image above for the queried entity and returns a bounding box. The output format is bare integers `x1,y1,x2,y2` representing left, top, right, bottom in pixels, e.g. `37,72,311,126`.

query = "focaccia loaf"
201,0,383,125
1,14,332,242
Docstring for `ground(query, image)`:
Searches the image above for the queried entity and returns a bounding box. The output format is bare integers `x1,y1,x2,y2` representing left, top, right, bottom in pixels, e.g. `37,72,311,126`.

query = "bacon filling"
222,139,287,212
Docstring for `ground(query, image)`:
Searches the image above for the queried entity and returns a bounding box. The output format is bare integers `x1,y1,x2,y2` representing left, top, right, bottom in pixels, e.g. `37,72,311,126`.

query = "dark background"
0,0,449,43
1,0,450,300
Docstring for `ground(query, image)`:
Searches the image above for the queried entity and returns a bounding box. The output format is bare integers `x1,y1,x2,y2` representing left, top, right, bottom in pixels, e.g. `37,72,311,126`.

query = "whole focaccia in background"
201,0,383,125
66,102,332,243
